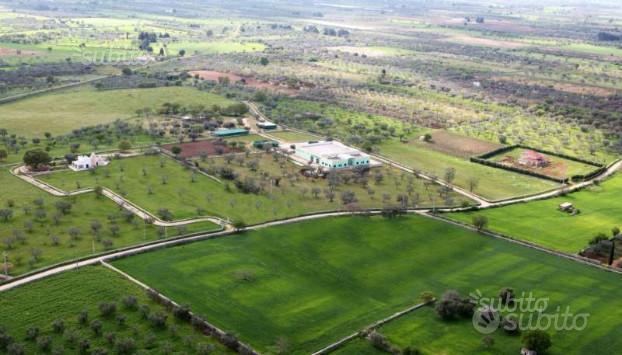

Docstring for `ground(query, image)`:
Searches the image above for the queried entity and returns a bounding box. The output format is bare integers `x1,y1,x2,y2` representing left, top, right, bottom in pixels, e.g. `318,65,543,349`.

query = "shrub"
434,290,474,320
7,342,25,355
99,302,117,318
115,338,136,355
25,327,39,341
501,317,520,335
36,335,52,351
368,330,393,352
149,312,168,329
78,310,88,325
139,305,150,319
522,330,552,353
90,319,103,335
52,319,64,333
173,305,192,321
196,343,215,355
122,295,138,310
78,339,91,354
116,314,127,327
499,287,515,305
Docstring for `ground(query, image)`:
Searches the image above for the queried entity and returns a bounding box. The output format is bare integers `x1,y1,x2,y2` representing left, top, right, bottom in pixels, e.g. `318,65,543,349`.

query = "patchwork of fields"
2,1,622,354
113,215,622,354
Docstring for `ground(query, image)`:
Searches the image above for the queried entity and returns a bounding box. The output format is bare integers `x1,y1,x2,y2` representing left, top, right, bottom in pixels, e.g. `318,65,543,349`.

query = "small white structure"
70,153,109,171
293,141,378,170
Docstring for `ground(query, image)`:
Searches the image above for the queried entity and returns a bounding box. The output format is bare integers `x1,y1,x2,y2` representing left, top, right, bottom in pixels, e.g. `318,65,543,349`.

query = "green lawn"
40,153,470,223
267,130,322,142
378,139,559,200
113,215,622,354
0,266,229,354
449,173,622,253
0,169,219,276
0,86,235,137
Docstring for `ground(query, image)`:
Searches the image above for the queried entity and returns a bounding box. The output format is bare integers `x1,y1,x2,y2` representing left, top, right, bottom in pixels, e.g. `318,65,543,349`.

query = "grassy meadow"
449,174,622,253
0,266,229,353
378,138,559,200
113,215,622,354
0,86,234,136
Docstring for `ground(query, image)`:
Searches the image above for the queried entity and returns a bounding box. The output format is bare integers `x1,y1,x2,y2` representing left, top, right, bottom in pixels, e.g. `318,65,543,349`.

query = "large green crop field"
39,153,469,223
0,266,229,354
112,215,622,354
0,86,234,137
449,173,622,253
378,139,559,200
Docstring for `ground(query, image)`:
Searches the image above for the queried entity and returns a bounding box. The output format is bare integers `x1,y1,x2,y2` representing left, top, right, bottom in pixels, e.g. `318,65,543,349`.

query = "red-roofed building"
518,150,549,168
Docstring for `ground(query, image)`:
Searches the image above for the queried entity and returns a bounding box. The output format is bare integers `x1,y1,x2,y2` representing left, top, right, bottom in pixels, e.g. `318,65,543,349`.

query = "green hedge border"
471,145,605,183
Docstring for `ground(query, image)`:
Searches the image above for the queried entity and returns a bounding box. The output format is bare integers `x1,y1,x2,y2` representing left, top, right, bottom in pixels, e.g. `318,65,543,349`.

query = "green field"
266,130,322,142
0,86,235,136
487,147,599,180
113,215,622,354
338,306,522,355
449,173,622,253
0,266,229,353
161,41,266,55
378,139,559,200
40,153,469,223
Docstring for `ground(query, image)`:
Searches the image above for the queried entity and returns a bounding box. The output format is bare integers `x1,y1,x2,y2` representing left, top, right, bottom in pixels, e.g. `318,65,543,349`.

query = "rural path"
0,210,371,292
10,165,229,228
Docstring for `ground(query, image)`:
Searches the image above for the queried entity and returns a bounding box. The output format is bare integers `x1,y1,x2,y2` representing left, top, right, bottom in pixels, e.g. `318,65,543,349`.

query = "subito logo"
472,307,500,334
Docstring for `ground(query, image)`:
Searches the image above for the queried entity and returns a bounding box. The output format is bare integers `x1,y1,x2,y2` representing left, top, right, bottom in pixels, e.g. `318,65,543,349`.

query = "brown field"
441,35,528,49
162,139,243,158
0,47,39,57
422,130,503,158
189,70,299,95
494,76,617,97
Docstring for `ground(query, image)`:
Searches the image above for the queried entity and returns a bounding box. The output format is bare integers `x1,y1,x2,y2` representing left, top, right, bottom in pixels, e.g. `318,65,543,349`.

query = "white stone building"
70,153,109,171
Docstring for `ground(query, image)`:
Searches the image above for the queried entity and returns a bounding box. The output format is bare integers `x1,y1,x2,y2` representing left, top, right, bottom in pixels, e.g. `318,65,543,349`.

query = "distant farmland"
0,86,234,136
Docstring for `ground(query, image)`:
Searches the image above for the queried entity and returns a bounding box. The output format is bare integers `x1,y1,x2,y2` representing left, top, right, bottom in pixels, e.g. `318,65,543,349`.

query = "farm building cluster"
291,141,378,171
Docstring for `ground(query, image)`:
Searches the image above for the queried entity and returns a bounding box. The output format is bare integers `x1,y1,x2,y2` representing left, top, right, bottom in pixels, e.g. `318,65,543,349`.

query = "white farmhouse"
70,153,109,171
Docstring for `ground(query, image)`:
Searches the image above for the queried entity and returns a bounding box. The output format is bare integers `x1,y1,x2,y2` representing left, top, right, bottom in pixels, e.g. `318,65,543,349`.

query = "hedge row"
470,156,567,183
473,144,605,183
144,287,257,354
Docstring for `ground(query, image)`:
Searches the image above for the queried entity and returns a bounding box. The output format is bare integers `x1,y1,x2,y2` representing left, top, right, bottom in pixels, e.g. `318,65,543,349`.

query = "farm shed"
214,128,250,137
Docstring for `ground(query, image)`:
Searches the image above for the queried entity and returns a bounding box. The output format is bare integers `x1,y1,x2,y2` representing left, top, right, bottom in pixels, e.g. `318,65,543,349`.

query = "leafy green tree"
23,149,51,169
522,330,552,353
